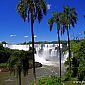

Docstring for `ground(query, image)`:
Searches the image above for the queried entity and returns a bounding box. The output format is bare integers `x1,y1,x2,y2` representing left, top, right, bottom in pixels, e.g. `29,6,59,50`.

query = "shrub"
30,76,62,85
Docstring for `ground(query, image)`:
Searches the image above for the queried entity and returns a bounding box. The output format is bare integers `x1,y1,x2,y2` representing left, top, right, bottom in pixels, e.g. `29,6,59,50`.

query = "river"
0,64,65,85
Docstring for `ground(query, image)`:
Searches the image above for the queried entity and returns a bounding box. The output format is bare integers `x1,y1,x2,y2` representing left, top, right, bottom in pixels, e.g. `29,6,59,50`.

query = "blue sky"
0,0,85,43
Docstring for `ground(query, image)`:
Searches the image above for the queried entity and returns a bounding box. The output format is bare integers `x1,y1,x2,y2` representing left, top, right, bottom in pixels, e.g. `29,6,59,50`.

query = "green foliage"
0,43,41,70
30,76,62,85
17,0,47,23
0,63,8,68
78,61,85,81
8,50,30,76
8,50,31,85
64,40,85,81
0,44,12,63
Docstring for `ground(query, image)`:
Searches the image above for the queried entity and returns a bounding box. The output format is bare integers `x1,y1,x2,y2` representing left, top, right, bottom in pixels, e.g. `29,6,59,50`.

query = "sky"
0,0,85,44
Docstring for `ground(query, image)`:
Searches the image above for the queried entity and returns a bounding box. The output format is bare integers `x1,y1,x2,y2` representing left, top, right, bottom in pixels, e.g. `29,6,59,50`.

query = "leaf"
48,18,54,31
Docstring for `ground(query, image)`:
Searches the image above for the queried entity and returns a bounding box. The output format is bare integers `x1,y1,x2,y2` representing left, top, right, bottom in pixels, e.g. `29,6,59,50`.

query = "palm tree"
17,0,47,84
8,50,29,85
48,12,62,79
8,50,22,85
62,6,77,77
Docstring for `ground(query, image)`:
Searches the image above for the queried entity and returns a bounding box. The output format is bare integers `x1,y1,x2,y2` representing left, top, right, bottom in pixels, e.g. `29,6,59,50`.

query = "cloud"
34,35,37,38
24,36,28,38
10,34,16,37
47,4,51,10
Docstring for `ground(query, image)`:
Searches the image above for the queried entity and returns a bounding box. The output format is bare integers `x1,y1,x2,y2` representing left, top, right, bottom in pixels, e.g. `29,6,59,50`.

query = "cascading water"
34,44,68,66
3,44,68,66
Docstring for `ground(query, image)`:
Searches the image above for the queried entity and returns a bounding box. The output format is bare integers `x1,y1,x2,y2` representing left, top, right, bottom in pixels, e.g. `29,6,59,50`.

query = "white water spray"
3,44,68,66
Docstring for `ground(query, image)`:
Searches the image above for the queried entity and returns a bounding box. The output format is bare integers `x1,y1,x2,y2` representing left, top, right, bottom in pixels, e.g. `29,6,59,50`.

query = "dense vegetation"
19,40,68,45
64,39,85,81
29,39,85,85
0,43,42,69
0,44,11,63
30,76,62,85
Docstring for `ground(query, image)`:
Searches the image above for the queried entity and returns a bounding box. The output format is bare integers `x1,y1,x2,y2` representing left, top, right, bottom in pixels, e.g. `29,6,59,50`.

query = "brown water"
0,65,65,85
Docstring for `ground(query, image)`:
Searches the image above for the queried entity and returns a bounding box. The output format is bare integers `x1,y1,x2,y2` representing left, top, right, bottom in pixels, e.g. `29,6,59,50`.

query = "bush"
64,40,85,81
0,63,8,68
30,76,62,85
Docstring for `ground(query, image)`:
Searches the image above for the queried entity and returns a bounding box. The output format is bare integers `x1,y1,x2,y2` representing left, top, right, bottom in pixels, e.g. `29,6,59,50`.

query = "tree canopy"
64,40,85,81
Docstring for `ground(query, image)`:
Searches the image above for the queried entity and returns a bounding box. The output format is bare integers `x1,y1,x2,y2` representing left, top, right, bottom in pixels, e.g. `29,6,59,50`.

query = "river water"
0,64,65,85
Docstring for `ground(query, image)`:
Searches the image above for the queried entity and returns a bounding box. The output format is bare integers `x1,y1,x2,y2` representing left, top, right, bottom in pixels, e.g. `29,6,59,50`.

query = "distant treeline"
18,40,68,45
0,43,33,63
1,40,82,45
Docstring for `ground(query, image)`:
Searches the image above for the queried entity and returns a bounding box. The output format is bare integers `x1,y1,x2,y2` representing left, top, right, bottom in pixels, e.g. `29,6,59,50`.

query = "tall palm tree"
17,0,47,84
62,6,77,77
48,12,62,79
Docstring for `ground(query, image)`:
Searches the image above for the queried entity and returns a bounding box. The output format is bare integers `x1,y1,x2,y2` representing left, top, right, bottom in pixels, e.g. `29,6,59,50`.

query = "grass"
30,76,85,85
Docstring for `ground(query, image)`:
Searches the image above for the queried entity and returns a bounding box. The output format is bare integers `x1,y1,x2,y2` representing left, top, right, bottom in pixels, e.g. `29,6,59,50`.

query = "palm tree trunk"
18,67,21,85
57,24,61,79
67,27,71,76
31,14,36,85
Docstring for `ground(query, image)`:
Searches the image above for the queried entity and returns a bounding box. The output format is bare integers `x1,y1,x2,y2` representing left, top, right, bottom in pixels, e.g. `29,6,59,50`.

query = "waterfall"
3,44,68,66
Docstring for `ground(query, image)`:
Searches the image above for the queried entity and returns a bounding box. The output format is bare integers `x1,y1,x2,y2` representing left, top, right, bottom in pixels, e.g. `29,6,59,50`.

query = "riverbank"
0,62,42,72
0,64,65,85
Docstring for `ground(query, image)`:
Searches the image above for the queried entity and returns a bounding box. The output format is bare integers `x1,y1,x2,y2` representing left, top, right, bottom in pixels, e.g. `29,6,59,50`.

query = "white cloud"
47,4,51,10
24,36,28,38
34,35,37,38
10,34,16,37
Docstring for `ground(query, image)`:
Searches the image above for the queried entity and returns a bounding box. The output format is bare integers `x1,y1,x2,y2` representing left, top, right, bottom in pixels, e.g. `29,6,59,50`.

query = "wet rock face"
35,62,42,68
29,62,42,69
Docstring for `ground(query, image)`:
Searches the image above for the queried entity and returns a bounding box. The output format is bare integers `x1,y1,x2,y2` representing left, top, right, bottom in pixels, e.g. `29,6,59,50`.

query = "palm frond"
48,18,54,31
17,0,47,23
37,8,43,23
63,6,77,28
71,20,75,27
17,1,27,22
60,25,65,36
63,6,70,14
40,0,47,15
